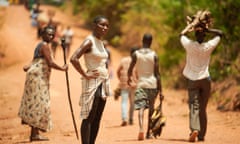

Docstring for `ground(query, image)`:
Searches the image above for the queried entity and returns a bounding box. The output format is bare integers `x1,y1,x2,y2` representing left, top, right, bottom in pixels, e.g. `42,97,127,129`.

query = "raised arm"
180,25,190,36
206,28,223,37
180,21,195,36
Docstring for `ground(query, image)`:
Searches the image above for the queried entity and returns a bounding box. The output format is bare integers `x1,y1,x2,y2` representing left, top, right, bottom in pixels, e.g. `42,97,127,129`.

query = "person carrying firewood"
180,10,223,142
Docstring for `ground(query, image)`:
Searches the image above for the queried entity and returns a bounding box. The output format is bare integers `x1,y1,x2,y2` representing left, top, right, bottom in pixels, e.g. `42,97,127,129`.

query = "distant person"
61,26,74,58
36,9,56,40
180,11,223,142
116,47,138,126
30,3,42,27
70,15,110,144
36,12,49,39
18,26,68,142
128,33,163,141
25,0,39,11
50,23,61,58
47,11,61,58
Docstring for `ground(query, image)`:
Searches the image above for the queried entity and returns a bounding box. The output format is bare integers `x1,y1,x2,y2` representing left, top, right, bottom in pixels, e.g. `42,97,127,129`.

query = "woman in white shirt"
70,15,109,144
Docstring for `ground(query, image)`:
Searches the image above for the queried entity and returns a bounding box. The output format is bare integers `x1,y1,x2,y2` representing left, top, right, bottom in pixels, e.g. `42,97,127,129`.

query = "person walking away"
30,5,38,27
70,15,110,144
116,47,138,126
180,10,223,142
47,11,61,58
128,33,163,140
50,23,61,58
62,26,74,58
30,3,42,27
36,12,49,39
18,26,68,142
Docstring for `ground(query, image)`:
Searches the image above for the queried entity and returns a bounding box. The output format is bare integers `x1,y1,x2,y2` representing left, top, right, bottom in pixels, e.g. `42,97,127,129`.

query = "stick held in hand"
61,38,79,140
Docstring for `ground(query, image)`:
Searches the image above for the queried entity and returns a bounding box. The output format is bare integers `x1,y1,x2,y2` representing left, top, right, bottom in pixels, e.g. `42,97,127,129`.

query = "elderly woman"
18,26,68,142
70,15,110,144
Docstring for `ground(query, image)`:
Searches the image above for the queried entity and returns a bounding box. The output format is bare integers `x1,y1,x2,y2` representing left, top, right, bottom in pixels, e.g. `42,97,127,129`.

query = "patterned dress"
18,42,52,132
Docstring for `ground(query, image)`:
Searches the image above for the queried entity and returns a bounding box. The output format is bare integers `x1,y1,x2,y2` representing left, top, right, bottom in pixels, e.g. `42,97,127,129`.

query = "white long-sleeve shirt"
180,35,220,80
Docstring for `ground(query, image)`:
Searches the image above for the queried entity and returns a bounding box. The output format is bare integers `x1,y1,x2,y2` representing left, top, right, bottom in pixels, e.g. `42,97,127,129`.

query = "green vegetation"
42,0,64,6
67,0,239,88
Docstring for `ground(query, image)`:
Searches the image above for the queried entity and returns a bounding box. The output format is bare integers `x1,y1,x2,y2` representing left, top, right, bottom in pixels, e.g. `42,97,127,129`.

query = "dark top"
33,42,44,59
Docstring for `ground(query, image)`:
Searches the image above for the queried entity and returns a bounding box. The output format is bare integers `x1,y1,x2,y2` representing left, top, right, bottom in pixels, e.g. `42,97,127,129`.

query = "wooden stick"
61,38,79,140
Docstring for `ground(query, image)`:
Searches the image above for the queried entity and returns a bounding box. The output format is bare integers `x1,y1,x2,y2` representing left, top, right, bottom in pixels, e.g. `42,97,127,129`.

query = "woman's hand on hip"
85,70,100,80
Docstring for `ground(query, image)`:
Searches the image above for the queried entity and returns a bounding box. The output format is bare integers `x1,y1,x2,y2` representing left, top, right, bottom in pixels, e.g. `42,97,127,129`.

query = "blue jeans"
120,88,135,122
121,89,129,121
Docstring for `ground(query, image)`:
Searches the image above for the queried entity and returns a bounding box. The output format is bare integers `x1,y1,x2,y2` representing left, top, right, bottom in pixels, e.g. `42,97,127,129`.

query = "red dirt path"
0,5,239,144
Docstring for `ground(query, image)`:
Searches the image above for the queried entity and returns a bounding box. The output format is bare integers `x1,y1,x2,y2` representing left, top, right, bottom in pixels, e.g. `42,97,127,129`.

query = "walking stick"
61,38,79,140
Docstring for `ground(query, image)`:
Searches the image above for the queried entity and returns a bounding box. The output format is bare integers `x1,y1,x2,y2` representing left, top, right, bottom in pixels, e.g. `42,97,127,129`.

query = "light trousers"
121,88,135,122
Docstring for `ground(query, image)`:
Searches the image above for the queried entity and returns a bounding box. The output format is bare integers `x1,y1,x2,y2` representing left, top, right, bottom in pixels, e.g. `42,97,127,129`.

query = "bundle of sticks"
182,10,213,33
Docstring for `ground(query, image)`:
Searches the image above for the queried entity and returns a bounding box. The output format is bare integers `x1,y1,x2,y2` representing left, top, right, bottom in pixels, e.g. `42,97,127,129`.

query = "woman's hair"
41,25,56,36
93,15,107,24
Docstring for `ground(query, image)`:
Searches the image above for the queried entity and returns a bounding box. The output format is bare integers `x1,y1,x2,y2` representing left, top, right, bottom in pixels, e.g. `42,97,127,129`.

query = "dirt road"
0,5,239,144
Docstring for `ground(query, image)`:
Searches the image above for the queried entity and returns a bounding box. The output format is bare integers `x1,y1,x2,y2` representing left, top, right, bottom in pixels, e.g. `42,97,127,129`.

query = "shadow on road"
14,140,31,144
161,138,189,143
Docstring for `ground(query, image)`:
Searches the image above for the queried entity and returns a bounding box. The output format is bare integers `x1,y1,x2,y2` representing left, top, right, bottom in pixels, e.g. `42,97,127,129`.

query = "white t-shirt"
180,35,221,80
62,28,74,44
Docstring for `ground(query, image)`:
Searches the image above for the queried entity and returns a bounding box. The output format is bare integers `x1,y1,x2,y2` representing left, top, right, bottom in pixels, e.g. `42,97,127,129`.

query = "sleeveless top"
135,48,157,89
33,42,45,59
83,35,109,79
18,42,52,131
80,34,110,119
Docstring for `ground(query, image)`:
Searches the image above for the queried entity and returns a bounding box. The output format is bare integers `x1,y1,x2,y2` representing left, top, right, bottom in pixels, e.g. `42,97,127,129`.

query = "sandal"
189,130,198,142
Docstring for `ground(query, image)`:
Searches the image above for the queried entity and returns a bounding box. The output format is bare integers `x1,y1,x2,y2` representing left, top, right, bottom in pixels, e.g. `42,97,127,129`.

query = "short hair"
93,15,107,24
142,33,152,46
143,33,152,41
